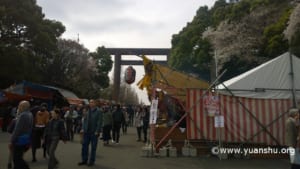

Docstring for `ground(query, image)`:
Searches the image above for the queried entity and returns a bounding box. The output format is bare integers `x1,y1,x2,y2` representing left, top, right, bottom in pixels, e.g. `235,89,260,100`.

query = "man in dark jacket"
78,99,102,167
44,108,67,169
142,106,150,143
10,100,33,169
112,104,124,144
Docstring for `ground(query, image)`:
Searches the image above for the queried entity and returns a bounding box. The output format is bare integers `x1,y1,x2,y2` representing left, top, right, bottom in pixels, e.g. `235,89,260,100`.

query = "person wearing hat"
286,108,300,169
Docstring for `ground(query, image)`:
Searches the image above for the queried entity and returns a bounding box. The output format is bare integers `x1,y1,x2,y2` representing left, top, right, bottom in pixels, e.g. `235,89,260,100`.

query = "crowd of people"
4,98,300,169
4,99,150,169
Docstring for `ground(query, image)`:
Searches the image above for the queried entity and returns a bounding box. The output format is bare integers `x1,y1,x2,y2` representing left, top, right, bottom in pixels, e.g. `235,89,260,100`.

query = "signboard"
149,99,158,124
214,115,224,128
203,92,220,116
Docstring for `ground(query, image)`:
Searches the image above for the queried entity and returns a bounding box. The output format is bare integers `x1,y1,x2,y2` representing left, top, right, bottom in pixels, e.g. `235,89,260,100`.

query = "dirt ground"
0,127,290,169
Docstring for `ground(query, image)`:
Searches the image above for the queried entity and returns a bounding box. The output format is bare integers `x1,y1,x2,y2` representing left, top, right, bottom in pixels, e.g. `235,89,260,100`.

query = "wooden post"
113,53,121,102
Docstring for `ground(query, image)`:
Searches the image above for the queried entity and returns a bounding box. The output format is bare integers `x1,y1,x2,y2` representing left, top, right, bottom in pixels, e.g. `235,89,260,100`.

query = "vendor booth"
187,52,300,148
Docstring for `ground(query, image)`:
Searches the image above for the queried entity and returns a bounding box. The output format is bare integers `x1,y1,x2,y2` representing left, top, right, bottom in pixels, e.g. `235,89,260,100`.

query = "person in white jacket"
64,105,78,141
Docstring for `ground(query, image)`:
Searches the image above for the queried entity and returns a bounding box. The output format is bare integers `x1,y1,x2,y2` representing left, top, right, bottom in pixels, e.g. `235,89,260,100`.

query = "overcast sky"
36,0,217,104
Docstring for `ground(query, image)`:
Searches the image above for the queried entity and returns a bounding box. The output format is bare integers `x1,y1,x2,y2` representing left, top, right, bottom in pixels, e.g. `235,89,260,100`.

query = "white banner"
149,99,158,124
214,115,224,128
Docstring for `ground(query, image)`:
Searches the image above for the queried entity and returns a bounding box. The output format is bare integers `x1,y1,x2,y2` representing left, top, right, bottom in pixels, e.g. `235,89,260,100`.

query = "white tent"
218,52,300,100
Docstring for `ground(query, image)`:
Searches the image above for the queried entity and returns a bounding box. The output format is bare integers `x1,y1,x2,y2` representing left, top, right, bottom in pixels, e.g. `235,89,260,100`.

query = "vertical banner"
150,99,158,145
150,99,158,124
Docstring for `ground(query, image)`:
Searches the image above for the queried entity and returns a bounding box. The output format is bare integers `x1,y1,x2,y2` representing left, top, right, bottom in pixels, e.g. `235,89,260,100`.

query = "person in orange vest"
31,103,49,162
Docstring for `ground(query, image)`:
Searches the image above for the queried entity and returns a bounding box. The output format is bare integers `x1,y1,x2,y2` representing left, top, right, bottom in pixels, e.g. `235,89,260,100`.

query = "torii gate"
106,48,170,103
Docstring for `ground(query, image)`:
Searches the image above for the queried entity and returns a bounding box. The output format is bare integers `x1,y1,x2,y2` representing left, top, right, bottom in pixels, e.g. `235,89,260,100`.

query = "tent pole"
289,52,297,108
214,50,223,159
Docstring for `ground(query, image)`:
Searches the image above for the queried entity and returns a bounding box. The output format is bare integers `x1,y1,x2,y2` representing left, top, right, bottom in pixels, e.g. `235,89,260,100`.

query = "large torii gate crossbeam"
106,48,170,103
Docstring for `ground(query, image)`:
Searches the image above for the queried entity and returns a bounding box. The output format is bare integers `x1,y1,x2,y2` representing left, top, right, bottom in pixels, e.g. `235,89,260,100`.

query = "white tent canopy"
217,52,300,100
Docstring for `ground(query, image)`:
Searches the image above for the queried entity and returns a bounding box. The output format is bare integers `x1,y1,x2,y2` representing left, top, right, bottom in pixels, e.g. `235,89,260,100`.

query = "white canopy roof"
217,52,300,99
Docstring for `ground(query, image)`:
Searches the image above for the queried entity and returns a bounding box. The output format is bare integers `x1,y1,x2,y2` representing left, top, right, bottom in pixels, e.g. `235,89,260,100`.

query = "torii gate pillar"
107,48,170,103
113,53,121,103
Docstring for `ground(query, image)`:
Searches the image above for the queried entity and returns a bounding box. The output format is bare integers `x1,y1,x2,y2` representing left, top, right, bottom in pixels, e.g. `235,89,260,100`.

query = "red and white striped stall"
186,89,294,146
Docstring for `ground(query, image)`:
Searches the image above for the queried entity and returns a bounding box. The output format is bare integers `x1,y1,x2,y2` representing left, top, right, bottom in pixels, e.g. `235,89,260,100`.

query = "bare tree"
284,4,300,43
203,5,284,63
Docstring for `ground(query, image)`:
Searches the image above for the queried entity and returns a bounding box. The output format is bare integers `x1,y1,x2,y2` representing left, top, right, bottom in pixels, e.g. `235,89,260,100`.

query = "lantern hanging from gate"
125,66,136,84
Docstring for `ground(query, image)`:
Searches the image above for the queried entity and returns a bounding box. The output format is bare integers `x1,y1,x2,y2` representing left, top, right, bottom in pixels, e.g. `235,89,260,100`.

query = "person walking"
286,108,300,169
127,105,134,127
31,103,49,162
134,106,143,142
64,105,78,141
44,108,67,169
74,104,83,134
122,106,129,135
141,106,150,143
78,99,103,167
102,105,112,145
79,106,89,144
112,104,124,144
7,111,19,169
10,100,33,169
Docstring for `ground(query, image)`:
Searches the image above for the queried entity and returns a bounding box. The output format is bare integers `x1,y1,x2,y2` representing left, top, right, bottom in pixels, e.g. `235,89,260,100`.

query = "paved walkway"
0,127,291,169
